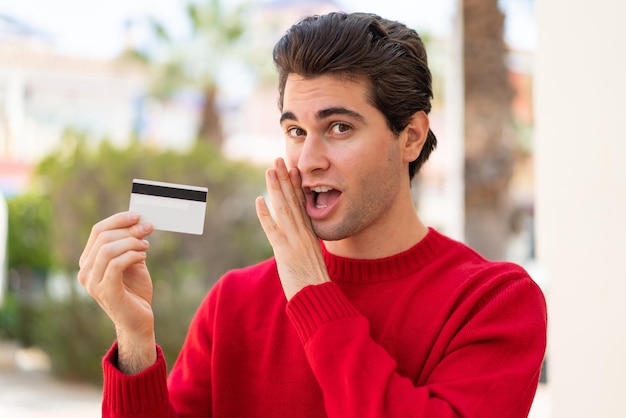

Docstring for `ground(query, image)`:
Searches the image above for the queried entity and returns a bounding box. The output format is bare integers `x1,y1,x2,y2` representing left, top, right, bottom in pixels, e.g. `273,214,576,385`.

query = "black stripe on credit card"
132,182,207,202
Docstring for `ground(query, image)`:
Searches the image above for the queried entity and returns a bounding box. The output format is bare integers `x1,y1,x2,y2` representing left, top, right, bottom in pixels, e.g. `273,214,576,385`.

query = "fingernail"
138,223,151,233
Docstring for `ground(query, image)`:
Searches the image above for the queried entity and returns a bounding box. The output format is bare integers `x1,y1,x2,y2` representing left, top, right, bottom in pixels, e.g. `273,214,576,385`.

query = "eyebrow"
279,107,365,124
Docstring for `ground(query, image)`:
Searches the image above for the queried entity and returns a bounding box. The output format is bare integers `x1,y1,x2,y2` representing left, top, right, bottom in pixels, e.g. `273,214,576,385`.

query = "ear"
400,111,429,164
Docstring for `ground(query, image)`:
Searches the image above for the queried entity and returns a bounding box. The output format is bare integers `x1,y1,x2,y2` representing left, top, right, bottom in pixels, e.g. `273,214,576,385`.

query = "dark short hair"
273,12,437,179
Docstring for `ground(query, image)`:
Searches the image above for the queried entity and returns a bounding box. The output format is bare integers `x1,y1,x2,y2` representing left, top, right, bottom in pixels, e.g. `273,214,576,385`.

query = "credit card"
129,179,208,235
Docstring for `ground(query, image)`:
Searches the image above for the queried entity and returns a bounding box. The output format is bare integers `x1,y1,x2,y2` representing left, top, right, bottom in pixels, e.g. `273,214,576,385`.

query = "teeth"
311,186,333,209
311,186,333,193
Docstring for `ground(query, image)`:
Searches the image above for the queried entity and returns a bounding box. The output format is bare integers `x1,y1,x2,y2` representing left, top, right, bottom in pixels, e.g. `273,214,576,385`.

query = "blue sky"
0,0,534,59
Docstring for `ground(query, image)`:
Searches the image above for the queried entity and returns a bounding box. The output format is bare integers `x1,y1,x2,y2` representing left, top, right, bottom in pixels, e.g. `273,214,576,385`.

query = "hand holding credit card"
129,179,208,235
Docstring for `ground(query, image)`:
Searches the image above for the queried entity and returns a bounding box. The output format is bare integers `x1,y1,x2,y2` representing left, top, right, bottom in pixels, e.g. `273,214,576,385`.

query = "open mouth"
309,186,341,210
312,186,333,208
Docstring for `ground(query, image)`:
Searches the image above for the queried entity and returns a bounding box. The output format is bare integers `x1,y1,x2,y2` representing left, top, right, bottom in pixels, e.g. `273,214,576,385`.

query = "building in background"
0,14,202,197
0,2,536,254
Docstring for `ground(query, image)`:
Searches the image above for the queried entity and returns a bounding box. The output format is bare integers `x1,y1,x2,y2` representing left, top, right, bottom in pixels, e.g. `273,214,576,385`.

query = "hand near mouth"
255,158,331,301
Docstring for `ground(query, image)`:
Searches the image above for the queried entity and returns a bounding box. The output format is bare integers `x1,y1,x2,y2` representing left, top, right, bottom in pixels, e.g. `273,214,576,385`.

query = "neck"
324,205,428,260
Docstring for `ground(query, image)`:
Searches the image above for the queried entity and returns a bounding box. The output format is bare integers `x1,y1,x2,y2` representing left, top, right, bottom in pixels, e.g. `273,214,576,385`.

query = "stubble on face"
282,73,410,246
311,140,404,242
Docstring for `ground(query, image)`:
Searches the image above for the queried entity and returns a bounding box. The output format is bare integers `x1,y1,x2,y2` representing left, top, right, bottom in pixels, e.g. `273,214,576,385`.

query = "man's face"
280,73,409,242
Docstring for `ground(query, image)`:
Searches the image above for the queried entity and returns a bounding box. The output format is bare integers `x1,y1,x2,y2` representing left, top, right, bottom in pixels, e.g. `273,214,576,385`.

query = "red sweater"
102,228,547,417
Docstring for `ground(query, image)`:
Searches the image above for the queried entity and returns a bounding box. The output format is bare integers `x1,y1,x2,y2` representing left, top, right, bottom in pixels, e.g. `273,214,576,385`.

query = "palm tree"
462,0,516,260
126,0,249,148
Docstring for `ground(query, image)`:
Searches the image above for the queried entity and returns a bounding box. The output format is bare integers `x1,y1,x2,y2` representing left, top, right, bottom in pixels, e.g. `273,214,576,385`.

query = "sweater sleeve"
286,278,547,418
102,342,175,417
101,282,218,418
102,274,221,418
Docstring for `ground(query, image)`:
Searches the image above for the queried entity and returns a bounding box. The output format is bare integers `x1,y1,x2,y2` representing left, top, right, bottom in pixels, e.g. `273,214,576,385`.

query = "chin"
312,222,350,242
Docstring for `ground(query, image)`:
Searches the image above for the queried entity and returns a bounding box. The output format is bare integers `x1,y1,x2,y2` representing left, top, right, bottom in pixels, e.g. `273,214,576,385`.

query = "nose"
293,134,329,174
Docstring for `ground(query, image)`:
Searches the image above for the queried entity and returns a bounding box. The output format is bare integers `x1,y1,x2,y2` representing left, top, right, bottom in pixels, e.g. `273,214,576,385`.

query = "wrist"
115,329,157,375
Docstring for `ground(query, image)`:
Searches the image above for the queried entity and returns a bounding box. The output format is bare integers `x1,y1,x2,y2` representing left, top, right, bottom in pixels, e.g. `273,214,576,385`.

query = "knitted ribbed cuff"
286,282,360,344
102,342,169,417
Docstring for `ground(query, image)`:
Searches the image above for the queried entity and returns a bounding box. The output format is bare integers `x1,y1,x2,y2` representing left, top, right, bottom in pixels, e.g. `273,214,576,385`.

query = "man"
78,12,547,417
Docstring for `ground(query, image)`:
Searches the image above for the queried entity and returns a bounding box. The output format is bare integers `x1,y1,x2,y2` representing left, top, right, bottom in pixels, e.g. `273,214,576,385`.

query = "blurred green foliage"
0,292,22,342
3,192,55,346
33,290,116,384
7,192,57,271
2,129,272,383
125,0,257,147
36,130,271,277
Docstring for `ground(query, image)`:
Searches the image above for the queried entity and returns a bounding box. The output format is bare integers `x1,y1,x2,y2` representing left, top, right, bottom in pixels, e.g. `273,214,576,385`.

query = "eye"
286,126,306,139
330,123,352,136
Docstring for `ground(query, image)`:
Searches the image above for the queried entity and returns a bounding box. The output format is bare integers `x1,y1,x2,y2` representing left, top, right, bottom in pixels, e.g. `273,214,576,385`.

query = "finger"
265,167,290,229
288,166,305,206
80,221,150,274
288,167,313,230
255,196,287,248
80,212,139,268
276,159,303,210
79,225,152,288
80,212,151,269
268,159,307,229
87,250,148,310
100,249,148,290
82,235,149,290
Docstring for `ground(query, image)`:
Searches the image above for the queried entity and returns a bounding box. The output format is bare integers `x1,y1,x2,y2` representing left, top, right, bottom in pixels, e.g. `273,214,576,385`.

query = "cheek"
360,143,397,168
284,146,300,169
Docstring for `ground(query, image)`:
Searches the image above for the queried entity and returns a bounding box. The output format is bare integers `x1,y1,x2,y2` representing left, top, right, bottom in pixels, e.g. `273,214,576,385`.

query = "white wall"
535,1,626,417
